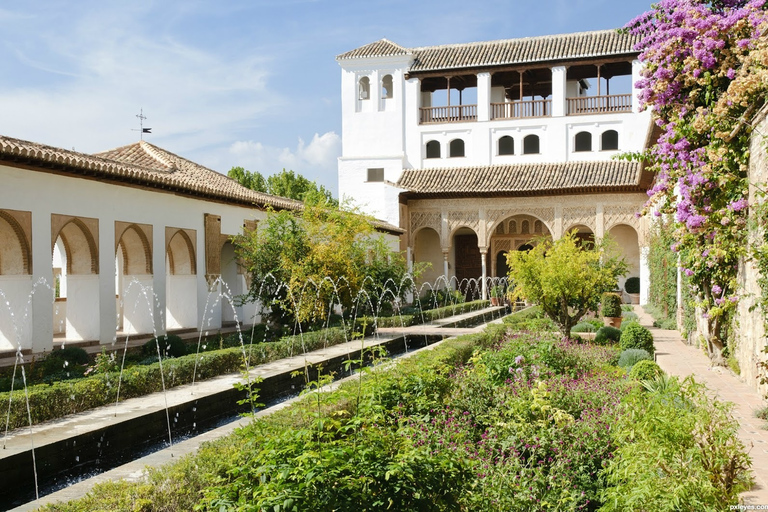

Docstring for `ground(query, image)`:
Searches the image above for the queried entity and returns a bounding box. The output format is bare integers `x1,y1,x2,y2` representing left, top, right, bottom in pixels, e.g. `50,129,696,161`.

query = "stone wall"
734,105,768,397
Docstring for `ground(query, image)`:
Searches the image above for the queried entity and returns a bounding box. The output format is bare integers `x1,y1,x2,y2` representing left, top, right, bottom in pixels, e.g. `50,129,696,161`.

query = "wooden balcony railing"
491,99,551,120
567,94,632,115
420,104,477,124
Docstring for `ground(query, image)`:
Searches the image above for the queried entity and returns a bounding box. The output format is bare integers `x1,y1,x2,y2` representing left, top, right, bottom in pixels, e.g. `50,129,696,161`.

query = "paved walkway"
636,306,768,505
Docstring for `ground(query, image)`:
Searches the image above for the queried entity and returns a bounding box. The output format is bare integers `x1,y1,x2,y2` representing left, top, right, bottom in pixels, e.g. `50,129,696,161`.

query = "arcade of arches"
406,195,647,301
0,208,256,354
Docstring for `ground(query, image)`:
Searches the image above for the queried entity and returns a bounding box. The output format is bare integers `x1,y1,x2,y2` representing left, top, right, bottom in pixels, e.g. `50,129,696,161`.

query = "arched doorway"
116,223,154,335
52,217,99,341
452,227,481,299
166,229,197,330
607,224,640,293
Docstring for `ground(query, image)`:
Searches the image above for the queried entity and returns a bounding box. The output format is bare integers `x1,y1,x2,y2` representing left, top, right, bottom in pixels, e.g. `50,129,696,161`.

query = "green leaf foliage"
507,232,628,338
619,323,655,355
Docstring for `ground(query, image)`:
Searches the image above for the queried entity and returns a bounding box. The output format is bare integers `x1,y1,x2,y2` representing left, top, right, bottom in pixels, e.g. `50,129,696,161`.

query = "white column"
632,59,643,112
480,248,488,300
552,66,567,117
443,251,450,289
99,220,116,344
31,211,53,353
639,246,650,305
477,72,491,122
152,224,166,336
406,246,413,272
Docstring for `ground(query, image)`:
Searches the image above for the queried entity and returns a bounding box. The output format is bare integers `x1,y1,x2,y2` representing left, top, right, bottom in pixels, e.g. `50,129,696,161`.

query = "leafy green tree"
228,166,337,206
234,203,411,327
506,232,628,338
227,166,267,192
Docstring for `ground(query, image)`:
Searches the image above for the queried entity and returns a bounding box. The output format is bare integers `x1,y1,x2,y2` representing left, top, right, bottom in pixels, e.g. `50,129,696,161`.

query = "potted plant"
490,285,503,306
624,277,640,305
601,292,623,328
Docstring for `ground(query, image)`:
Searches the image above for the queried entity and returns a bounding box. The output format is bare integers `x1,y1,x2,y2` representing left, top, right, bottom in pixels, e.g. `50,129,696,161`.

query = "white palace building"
337,29,655,302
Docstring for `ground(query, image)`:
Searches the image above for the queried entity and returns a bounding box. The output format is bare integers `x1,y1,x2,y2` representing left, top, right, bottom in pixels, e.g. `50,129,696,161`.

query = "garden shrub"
624,277,640,294
571,319,602,333
55,346,90,365
618,348,652,369
601,293,622,317
143,335,187,358
620,323,655,355
628,359,663,381
600,378,752,510
594,326,622,346
620,319,641,331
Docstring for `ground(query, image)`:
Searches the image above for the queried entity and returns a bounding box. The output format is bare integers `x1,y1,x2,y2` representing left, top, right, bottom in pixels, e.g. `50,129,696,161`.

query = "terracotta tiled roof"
338,30,640,72
397,161,645,196
0,135,303,210
336,38,410,60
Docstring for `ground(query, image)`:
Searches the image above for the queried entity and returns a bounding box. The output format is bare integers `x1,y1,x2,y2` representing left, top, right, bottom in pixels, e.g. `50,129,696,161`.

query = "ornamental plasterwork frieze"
410,211,442,235
448,210,479,236
562,206,597,232
603,205,642,231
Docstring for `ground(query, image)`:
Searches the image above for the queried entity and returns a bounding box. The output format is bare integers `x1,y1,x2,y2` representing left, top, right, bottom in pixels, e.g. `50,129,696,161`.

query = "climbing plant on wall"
626,0,768,361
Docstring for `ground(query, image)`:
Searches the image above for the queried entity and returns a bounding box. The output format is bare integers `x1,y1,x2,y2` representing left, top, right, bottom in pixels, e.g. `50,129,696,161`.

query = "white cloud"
226,131,341,192
0,3,280,155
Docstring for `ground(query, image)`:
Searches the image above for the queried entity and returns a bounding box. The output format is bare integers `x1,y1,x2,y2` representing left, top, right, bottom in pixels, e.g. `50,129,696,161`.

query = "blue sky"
0,0,652,194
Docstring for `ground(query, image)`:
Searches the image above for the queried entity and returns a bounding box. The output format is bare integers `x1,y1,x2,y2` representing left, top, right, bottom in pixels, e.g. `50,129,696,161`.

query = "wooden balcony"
420,104,477,124
491,99,551,120
567,94,632,115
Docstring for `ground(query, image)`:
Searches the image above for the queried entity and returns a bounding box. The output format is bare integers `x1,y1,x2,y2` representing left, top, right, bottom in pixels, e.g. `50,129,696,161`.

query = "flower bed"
39,323,752,511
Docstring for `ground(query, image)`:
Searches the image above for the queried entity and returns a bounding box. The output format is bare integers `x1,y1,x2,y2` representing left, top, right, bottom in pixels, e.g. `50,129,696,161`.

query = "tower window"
498,136,514,155
574,131,592,152
601,130,619,150
449,139,465,158
367,168,384,182
381,74,393,99
358,76,370,100
523,135,540,155
426,140,441,159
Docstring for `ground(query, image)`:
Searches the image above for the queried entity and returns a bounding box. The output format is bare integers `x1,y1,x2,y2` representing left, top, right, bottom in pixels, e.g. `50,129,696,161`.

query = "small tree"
506,232,628,338
234,203,412,327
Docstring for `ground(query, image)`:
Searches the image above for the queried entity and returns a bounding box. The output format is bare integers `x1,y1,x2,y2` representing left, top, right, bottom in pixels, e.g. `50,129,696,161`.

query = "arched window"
426,140,441,159
381,74,393,99
521,220,530,234
509,220,517,234
358,76,370,100
601,130,619,150
534,220,542,233
574,131,592,152
498,135,514,155
523,135,540,155
449,139,465,157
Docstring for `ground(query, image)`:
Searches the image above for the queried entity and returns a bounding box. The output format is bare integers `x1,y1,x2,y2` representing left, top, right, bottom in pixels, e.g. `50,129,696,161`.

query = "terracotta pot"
490,297,500,306
603,317,622,328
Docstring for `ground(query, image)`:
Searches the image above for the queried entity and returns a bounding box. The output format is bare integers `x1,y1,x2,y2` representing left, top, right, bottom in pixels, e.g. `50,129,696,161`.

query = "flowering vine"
625,0,768,359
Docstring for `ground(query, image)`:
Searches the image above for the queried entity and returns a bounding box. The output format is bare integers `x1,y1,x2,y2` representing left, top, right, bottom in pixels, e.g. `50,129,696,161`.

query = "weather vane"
132,108,152,140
